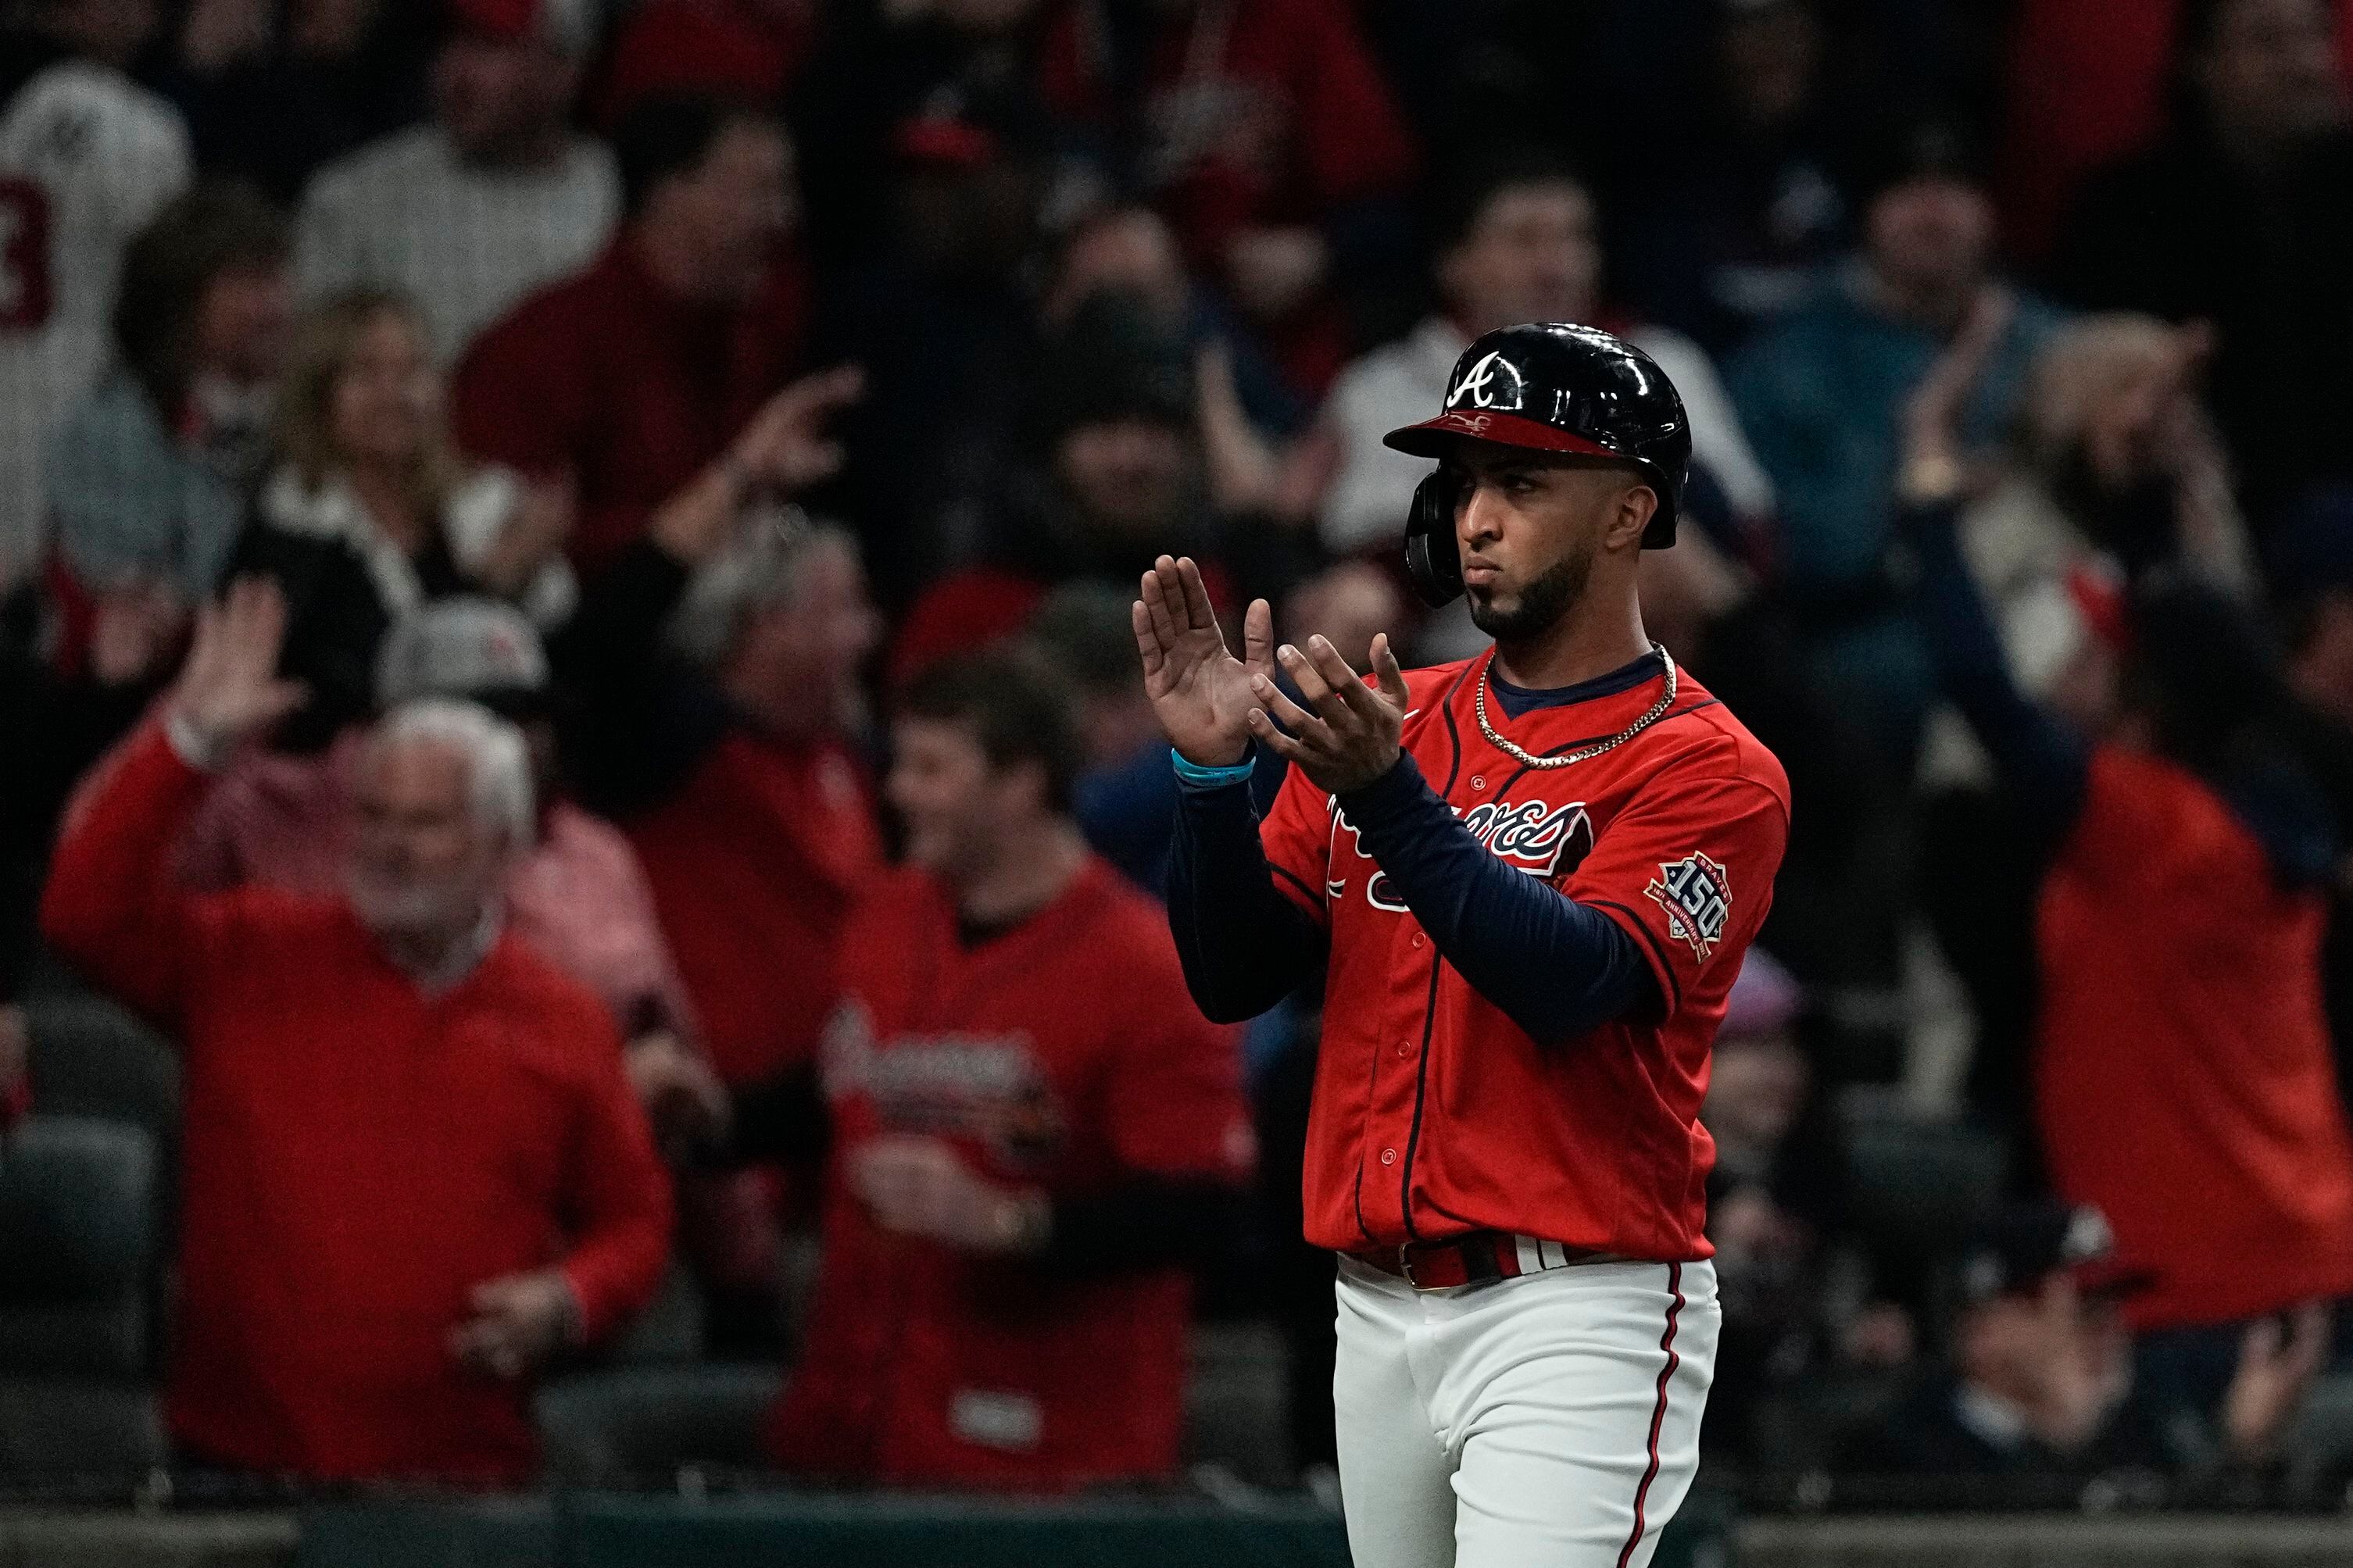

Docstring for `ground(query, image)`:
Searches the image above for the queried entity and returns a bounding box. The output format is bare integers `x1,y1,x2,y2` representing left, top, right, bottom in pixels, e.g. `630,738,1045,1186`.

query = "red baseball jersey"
768,859,1253,1490
2037,745,2353,1330
1260,650,1789,1262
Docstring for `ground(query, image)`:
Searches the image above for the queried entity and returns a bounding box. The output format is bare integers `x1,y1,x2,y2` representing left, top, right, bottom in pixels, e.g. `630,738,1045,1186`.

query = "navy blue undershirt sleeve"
1904,496,2090,855
1336,755,1658,1045
1167,774,1329,1023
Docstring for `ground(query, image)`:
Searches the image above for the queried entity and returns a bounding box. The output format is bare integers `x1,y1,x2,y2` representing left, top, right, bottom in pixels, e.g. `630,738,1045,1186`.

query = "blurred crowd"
9,0,2353,1512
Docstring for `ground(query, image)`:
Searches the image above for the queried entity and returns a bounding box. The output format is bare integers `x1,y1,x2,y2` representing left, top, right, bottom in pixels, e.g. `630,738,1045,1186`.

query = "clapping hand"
1246,632,1411,796
1133,555,1275,768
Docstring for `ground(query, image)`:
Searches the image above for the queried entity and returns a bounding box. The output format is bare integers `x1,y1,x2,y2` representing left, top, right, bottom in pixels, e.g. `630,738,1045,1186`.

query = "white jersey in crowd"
1317,315,1778,559
295,125,619,365
0,59,191,587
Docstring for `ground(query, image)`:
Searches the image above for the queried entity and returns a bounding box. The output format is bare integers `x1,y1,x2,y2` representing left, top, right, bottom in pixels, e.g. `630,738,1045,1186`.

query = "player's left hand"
1247,631,1411,795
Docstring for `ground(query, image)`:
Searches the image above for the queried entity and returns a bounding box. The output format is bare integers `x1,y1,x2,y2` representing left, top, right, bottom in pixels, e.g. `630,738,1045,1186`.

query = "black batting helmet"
1383,322,1692,606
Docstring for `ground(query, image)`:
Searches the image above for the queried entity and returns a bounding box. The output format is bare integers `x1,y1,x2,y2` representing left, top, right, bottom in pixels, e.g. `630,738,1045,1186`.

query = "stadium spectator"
161,597,726,1160
1730,123,2064,768
595,0,816,130
156,0,432,205
227,290,574,752
769,649,1251,1489
1900,295,2353,1447
1995,0,2353,262
2053,0,2353,528
1914,313,2256,1128
560,508,879,1100
0,999,22,1131
0,0,191,588
41,579,670,1484
1299,150,1772,575
888,297,1232,686
1700,948,1876,1463
46,183,290,621
452,94,812,579
1851,1202,2329,1483
1600,0,1886,355
294,0,618,363
1036,0,1419,395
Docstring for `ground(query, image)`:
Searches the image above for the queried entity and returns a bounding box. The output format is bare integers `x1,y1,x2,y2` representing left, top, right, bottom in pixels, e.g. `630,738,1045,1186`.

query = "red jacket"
451,240,806,577
2037,747,2353,1330
769,859,1252,1488
41,723,673,1484
626,732,882,1087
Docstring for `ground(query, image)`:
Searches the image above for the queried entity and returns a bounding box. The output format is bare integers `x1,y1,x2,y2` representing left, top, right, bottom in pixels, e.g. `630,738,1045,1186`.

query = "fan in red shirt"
41,581,671,1485
769,649,1252,1490
1037,0,1418,392
451,94,831,579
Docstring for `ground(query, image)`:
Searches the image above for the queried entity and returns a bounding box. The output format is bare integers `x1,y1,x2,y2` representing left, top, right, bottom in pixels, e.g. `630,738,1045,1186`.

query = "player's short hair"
1025,581,1142,699
896,647,1085,816
1431,145,1591,257
613,93,783,218
113,180,289,417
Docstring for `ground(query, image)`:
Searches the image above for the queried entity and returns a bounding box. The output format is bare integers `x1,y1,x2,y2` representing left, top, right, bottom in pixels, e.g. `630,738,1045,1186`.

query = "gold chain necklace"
1473,645,1677,770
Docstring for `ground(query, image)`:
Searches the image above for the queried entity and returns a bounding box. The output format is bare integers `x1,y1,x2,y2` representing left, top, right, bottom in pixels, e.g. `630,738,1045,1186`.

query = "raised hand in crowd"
474,477,577,601
1897,284,2015,501
1133,555,1275,768
2220,1300,2333,1463
449,1269,581,1381
649,365,866,566
167,577,306,760
849,1134,1048,1255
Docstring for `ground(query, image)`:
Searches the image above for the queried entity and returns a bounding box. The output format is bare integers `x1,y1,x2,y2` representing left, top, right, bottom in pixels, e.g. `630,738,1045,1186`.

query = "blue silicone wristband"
1171,745,1257,789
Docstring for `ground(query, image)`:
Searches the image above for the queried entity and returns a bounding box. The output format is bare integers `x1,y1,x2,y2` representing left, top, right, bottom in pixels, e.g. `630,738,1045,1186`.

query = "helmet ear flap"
1404,470,1464,607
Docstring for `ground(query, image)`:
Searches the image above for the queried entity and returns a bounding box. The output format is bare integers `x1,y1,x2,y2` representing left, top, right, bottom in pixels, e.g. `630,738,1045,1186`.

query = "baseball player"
1138,323,1790,1566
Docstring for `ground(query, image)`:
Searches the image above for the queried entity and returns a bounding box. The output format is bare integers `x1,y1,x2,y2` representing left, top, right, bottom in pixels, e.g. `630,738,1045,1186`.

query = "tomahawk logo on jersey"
1257,650,1789,1263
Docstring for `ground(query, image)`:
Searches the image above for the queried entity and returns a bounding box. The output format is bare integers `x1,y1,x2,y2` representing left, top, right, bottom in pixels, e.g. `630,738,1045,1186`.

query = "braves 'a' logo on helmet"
1446,349,1522,412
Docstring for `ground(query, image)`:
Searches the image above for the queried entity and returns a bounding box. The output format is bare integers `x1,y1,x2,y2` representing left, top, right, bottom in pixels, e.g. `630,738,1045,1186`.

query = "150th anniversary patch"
1645,852,1731,962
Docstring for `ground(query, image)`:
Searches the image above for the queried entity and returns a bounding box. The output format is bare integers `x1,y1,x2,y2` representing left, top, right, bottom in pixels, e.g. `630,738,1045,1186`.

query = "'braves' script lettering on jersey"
821,1001,1065,1167
1329,794,1595,912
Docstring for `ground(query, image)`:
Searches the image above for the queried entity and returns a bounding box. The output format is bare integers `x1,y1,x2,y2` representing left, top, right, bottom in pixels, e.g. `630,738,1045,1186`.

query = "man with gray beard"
41,578,670,1484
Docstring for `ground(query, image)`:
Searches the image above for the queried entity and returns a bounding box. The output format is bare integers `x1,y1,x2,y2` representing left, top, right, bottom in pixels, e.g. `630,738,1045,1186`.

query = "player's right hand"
1134,555,1273,768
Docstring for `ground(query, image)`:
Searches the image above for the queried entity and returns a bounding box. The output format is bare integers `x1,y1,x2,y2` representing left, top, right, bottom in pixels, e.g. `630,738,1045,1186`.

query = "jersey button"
1396,1041,1411,1058
1470,775,1486,791
1380,1148,1397,1166
1410,933,1425,949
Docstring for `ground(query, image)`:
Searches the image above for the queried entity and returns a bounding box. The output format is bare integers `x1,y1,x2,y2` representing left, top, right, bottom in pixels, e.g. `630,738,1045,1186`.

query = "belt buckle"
1398,1242,1452,1292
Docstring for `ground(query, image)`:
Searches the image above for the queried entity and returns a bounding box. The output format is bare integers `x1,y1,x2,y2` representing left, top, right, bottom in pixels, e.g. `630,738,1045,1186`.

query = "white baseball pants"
1332,1254,1719,1568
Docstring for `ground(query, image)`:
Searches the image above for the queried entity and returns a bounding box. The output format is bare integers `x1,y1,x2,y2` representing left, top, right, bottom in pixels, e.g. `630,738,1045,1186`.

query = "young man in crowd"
769,649,1252,1489
41,580,670,1484
1302,149,1772,573
295,0,617,362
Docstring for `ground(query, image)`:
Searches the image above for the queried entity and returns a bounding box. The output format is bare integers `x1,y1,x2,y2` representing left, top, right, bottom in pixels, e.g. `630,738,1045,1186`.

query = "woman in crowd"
1901,291,2353,1466
229,288,573,749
